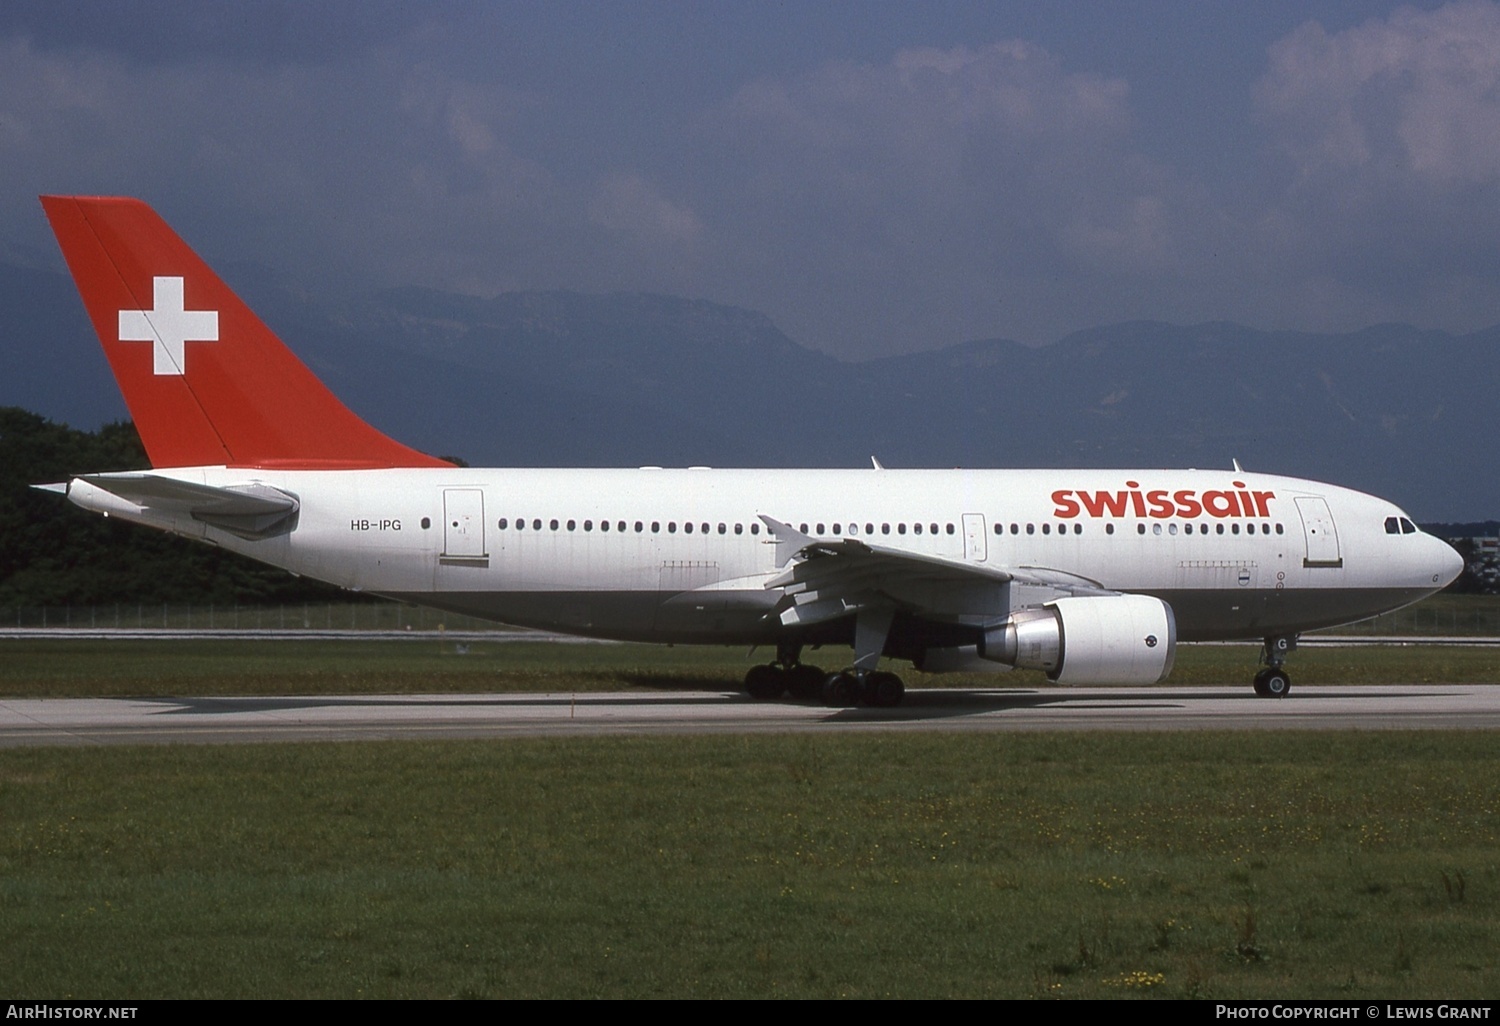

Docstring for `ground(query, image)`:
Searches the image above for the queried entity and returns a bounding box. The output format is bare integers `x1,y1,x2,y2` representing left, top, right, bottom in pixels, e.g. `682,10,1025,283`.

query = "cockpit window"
1386,515,1419,535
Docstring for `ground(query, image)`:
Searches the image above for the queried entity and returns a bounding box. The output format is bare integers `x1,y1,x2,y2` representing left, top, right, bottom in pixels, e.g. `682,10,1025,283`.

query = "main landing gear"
818,669,905,708
1252,634,1295,698
743,619,907,708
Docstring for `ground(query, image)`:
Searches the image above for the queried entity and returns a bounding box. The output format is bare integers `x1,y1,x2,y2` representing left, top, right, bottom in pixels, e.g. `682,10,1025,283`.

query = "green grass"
0,636,1496,698
1,732,1496,998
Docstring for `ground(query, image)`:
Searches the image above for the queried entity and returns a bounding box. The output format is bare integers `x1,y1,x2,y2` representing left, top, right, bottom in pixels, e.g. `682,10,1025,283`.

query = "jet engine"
977,594,1176,685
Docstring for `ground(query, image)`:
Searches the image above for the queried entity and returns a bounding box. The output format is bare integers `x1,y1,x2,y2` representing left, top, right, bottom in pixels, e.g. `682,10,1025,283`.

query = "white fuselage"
71,465,1462,651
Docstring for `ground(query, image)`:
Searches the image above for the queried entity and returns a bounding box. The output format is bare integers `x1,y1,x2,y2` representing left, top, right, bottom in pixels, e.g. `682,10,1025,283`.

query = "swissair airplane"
38,196,1464,706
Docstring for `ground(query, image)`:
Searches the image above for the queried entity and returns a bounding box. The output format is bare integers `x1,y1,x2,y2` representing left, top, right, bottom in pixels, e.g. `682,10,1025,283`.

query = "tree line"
0,408,352,607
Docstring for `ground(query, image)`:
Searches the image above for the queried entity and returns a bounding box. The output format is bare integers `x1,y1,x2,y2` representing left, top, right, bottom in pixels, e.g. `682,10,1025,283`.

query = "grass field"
2,732,1496,999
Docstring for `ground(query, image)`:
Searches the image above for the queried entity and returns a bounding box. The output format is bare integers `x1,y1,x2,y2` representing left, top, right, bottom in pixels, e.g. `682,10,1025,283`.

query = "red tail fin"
41,196,449,470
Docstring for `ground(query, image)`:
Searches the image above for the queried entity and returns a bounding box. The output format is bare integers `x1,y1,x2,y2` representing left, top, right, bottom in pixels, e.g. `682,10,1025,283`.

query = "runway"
3,684,1500,747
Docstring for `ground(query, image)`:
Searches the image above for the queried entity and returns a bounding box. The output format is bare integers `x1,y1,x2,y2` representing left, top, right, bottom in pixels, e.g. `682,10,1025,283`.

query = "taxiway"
3,684,1499,747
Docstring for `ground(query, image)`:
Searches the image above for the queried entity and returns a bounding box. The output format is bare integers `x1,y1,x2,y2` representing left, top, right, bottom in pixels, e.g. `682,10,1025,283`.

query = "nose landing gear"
1253,635,1295,698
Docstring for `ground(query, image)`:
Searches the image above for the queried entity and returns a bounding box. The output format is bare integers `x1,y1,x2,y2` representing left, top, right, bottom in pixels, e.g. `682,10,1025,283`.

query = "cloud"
702,41,1224,351
1258,1,1500,185
1248,1,1500,332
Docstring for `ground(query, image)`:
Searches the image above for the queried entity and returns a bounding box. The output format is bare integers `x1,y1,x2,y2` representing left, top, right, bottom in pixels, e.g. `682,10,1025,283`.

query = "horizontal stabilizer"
75,473,300,540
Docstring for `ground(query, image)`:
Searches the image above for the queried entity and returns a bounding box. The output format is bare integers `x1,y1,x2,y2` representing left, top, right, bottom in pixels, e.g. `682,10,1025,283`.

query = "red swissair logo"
1052,481,1275,519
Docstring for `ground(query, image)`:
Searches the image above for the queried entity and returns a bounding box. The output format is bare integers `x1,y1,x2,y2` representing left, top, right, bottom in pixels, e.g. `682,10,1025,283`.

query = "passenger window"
1106,523,1115,535
1276,523,1284,535
1027,524,1035,535
498,518,508,529
946,523,955,535
914,523,923,535
1153,523,1162,535
883,524,892,535
1074,524,1082,535
550,519,559,531
1168,523,1178,535
1232,523,1240,535
751,523,760,535
898,524,907,535
1042,523,1051,535
718,523,727,535
567,520,576,531
832,524,841,535
1184,524,1192,535
865,523,874,535
1137,524,1145,535
1011,523,1019,534
652,521,660,533
421,517,431,530
930,524,939,535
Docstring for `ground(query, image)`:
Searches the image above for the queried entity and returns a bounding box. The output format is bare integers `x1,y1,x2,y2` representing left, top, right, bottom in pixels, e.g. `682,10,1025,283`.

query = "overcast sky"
5,0,1500,358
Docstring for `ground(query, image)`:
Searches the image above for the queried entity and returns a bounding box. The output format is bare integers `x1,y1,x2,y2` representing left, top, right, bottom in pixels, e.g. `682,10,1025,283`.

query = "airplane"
36,195,1465,706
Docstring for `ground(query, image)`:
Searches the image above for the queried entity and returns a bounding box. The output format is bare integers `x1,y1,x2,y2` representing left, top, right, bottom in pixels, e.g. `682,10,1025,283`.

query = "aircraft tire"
745,664,786,700
1252,670,1271,697
863,671,905,708
785,664,826,700
1262,669,1291,699
822,671,860,708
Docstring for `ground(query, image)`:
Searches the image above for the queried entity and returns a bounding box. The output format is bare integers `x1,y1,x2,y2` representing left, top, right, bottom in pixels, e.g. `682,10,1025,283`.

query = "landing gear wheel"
785,664,826,700
863,671,905,708
1253,668,1291,699
822,671,860,708
1263,669,1291,699
744,664,786,700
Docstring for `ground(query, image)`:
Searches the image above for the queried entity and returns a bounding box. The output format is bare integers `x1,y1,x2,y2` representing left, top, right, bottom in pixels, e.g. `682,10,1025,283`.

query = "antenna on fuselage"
871,456,885,471
1232,458,1244,473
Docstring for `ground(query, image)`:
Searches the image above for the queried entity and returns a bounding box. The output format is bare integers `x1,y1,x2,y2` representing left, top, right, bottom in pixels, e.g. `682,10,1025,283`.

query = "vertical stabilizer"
41,195,449,470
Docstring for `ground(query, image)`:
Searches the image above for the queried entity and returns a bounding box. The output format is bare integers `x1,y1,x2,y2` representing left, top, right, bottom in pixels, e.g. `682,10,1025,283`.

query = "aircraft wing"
758,515,1111,628
69,473,300,540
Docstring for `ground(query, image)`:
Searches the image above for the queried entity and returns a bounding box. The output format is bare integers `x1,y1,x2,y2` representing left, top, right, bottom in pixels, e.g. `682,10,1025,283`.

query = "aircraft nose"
1431,537,1466,589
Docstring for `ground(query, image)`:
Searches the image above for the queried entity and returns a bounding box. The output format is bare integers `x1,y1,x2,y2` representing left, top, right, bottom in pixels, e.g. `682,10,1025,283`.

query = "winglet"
40,196,450,470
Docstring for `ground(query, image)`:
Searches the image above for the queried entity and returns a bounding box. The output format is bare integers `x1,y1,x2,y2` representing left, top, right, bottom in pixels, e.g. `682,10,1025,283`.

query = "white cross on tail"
118,276,219,375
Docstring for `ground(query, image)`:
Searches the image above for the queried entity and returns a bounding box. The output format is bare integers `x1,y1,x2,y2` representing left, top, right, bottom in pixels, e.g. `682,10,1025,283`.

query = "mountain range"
1,260,1493,520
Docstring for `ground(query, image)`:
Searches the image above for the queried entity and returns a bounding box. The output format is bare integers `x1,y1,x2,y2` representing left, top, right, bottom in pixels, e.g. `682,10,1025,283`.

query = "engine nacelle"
977,594,1176,685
